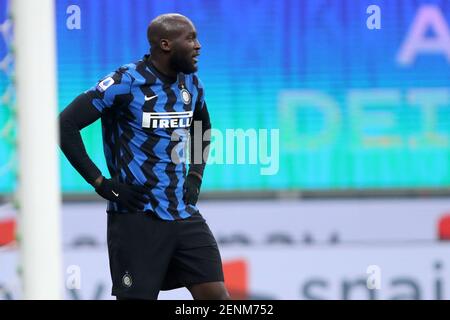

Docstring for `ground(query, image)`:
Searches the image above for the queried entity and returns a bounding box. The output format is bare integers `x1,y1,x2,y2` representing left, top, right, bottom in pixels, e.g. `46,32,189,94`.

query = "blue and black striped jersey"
86,55,206,220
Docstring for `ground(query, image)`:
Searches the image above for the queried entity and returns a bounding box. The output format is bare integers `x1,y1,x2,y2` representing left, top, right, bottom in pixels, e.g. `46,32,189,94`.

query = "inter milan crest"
122,271,133,288
180,88,191,105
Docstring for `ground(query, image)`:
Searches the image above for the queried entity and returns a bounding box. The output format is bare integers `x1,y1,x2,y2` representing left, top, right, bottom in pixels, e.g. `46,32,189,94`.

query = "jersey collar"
143,54,178,85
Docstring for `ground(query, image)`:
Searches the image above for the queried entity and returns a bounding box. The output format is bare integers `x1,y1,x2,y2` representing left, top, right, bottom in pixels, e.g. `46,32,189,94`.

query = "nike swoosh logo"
144,95,158,101
112,190,119,197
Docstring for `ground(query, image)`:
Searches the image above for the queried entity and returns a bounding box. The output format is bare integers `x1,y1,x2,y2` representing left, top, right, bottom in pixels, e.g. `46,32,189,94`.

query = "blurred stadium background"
2,0,450,299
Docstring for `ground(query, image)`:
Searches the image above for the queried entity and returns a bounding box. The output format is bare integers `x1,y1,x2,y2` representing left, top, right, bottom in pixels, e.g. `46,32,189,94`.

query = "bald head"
146,13,201,75
147,13,194,51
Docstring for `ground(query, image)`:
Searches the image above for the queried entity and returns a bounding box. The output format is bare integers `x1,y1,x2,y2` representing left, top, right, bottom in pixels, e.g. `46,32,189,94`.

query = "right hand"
95,178,149,211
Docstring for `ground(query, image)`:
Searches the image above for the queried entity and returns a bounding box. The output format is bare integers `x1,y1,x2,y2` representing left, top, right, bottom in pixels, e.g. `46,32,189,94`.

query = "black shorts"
107,210,225,300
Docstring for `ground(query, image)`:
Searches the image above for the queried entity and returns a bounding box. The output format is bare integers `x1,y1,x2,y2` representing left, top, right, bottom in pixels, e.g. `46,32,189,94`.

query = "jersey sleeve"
85,68,133,113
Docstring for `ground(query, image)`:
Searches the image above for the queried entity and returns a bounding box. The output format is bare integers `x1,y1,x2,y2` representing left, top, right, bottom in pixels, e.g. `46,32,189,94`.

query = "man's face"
169,22,201,74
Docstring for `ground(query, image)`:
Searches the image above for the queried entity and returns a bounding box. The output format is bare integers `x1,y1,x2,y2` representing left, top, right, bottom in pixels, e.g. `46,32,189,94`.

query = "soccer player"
59,13,230,300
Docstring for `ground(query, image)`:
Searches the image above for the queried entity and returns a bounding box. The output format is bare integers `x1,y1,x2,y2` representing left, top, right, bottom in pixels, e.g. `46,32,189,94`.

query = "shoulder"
97,65,133,89
185,74,205,107
185,73,205,98
92,64,135,98
121,59,158,85
191,73,204,89
115,63,136,83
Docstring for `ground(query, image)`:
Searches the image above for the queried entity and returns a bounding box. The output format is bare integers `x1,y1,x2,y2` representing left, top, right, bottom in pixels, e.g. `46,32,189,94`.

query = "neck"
150,54,177,78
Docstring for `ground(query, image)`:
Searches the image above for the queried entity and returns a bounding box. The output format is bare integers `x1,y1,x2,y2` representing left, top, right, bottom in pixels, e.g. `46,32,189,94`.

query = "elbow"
58,117,69,148
58,111,78,148
204,120,211,131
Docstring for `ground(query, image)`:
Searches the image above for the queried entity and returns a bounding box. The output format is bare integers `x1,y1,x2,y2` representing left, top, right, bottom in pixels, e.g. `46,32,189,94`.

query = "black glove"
95,178,149,211
184,174,202,205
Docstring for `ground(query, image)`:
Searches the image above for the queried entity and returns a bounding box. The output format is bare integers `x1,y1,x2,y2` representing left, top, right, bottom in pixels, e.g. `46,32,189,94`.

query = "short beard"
170,51,197,74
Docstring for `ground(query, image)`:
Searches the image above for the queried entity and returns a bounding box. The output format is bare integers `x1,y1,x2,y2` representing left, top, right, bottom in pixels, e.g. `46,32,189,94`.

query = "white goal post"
13,0,63,299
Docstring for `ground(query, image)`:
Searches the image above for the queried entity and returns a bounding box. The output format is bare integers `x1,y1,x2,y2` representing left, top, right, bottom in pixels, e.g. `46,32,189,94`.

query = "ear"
160,39,171,52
